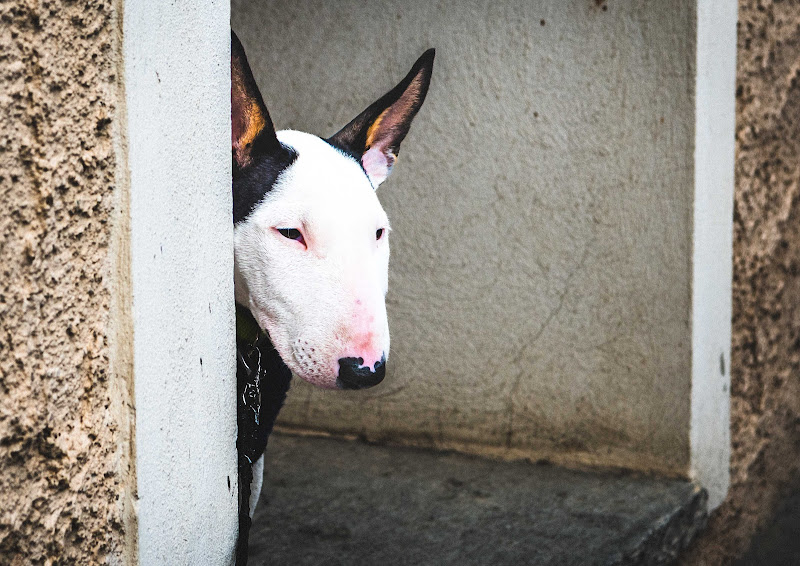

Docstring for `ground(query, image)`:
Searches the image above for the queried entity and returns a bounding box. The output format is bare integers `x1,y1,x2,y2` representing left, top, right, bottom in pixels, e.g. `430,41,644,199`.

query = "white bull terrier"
230,31,434,561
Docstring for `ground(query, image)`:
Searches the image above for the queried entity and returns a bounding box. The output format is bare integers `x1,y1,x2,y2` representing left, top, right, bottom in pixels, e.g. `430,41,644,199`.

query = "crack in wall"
503,245,592,449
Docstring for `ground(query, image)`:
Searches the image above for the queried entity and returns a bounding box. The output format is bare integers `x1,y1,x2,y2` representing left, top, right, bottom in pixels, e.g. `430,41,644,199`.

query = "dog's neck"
235,303,292,464
235,302,265,343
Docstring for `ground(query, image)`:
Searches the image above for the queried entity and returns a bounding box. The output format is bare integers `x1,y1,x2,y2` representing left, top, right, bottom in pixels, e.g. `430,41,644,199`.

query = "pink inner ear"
361,146,394,187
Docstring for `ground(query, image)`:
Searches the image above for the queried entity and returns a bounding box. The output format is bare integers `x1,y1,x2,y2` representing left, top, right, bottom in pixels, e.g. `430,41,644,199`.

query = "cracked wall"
0,1,132,565
233,1,699,476
682,1,800,563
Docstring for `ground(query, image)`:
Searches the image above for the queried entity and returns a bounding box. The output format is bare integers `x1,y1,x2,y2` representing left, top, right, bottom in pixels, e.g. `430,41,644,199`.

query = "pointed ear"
231,30,281,170
328,49,435,187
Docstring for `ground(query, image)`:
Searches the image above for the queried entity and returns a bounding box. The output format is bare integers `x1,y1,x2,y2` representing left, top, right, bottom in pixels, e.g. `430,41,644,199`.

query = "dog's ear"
328,49,435,188
231,30,281,170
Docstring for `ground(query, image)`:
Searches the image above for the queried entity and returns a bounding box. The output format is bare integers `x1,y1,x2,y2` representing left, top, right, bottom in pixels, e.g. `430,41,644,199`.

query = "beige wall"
232,1,702,476
0,2,132,564
683,0,800,563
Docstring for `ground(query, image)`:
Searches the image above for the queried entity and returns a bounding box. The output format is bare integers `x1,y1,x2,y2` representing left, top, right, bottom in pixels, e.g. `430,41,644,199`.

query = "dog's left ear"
231,30,282,171
328,49,435,188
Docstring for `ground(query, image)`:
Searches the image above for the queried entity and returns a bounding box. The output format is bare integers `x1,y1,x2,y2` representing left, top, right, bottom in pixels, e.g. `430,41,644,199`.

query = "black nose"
336,357,386,390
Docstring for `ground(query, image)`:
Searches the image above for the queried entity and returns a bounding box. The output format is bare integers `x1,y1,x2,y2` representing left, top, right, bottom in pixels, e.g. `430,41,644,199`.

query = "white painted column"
690,0,737,510
124,2,237,564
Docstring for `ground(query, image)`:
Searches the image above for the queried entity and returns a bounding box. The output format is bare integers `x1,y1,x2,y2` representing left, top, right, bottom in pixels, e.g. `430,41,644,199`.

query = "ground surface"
734,482,800,565
249,433,706,566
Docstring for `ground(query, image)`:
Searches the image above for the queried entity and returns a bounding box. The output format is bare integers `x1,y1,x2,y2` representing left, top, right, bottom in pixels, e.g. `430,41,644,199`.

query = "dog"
230,31,434,560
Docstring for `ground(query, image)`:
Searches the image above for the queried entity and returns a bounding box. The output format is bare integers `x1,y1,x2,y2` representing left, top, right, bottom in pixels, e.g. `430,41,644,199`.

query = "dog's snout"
336,356,386,390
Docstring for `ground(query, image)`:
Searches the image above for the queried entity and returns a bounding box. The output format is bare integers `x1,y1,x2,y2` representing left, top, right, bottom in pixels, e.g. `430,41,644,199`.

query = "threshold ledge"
250,433,707,565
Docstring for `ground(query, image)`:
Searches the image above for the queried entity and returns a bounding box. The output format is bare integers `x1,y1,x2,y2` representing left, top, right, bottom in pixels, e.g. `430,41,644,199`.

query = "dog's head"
231,32,434,390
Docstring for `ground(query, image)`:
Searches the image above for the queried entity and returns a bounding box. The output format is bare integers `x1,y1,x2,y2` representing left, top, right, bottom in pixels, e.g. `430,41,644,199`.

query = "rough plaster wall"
233,0,697,476
0,1,131,565
682,0,800,563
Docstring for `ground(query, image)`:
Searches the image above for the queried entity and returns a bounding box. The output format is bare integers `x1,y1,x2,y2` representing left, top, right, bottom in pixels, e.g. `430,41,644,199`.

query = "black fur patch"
323,134,361,163
235,314,292,565
232,141,297,224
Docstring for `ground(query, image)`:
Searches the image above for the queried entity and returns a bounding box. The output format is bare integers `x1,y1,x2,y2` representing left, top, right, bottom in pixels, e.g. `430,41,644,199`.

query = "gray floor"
736,484,800,566
248,433,706,566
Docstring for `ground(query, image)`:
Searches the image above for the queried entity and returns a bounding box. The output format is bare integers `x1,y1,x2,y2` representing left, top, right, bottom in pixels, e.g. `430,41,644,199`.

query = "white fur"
234,130,391,389
249,454,264,518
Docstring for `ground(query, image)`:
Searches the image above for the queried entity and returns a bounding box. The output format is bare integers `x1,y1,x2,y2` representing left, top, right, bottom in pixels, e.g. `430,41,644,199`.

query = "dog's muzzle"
336,356,386,390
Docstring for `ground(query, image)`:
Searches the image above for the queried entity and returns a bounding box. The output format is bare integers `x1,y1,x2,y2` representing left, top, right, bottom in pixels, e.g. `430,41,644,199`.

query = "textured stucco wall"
0,1,133,565
682,0,800,563
232,1,708,476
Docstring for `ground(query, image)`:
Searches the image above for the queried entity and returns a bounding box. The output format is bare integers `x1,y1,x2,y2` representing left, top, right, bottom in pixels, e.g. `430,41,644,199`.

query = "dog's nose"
336,356,386,390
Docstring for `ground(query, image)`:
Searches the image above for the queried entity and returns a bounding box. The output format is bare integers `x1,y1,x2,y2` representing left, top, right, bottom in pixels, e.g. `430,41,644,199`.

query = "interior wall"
232,0,701,476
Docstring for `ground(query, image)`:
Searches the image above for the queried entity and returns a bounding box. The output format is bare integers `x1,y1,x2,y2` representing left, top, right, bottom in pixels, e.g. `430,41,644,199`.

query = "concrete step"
248,433,707,566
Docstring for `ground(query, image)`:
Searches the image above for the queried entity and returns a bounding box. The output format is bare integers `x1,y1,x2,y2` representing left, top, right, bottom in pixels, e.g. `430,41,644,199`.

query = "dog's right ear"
328,49,435,188
231,31,281,170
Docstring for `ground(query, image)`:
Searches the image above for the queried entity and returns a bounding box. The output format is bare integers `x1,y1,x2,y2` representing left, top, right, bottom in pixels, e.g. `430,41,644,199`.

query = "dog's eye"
376,228,385,241
277,228,305,245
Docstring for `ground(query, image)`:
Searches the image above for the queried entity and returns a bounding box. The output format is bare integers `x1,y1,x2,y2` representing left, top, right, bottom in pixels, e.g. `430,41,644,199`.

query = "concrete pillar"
690,0,737,510
124,2,237,563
